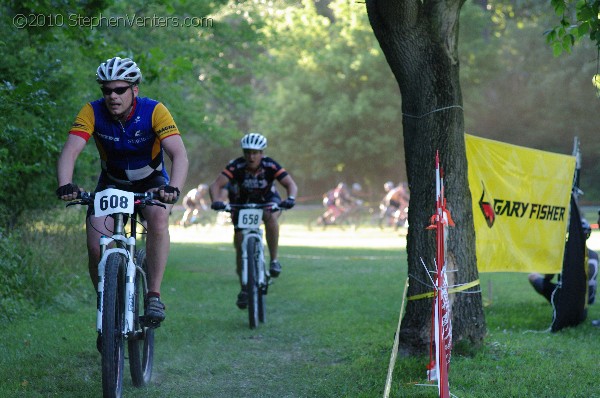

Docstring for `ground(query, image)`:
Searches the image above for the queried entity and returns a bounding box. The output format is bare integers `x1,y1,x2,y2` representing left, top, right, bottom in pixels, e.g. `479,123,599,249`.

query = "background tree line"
2,0,598,233
1,0,598,353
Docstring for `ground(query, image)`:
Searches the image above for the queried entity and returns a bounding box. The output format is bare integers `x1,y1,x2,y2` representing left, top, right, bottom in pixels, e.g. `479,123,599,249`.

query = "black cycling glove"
157,185,181,204
56,183,79,198
211,201,226,211
279,197,295,209
161,185,180,196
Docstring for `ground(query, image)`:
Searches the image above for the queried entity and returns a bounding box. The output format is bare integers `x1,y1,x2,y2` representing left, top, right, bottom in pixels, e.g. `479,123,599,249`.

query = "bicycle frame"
96,212,147,337
217,202,284,328
66,188,161,396
239,227,267,289
71,189,153,339
229,203,274,289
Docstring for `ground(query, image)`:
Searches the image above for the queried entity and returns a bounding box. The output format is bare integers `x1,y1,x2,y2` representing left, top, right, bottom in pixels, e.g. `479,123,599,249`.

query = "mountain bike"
378,202,409,230
179,204,214,227
219,203,281,329
67,188,164,398
309,201,367,231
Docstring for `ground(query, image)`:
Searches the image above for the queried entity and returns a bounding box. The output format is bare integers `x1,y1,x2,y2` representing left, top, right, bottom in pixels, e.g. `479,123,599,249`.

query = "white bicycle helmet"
240,133,267,150
96,57,142,84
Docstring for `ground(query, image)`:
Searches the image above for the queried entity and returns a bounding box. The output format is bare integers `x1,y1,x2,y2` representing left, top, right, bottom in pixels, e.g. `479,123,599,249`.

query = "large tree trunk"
366,0,486,354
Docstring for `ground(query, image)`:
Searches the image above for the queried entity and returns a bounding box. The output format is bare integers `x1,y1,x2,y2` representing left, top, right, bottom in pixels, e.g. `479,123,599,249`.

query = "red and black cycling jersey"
221,157,288,204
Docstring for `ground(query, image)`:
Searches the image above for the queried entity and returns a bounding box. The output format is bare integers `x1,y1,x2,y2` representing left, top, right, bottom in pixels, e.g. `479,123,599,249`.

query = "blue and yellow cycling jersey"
69,97,180,184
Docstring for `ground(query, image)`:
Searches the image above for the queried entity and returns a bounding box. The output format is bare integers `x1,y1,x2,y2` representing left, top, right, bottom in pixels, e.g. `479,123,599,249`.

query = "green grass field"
1,206,599,397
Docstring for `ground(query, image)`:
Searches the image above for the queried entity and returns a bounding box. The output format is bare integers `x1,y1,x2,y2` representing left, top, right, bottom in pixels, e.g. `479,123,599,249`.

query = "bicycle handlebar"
220,203,282,212
66,191,166,209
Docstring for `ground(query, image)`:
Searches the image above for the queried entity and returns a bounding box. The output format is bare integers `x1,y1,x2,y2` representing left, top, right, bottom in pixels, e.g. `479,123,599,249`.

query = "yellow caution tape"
407,279,480,301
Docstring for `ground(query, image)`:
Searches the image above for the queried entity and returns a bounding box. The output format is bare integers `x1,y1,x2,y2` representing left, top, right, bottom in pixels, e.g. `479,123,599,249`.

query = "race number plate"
94,188,135,217
237,208,263,229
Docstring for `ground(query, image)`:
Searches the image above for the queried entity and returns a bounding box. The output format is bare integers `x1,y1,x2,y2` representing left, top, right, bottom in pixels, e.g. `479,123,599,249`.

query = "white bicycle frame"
94,188,148,338
239,227,267,288
96,233,138,336
235,205,269,289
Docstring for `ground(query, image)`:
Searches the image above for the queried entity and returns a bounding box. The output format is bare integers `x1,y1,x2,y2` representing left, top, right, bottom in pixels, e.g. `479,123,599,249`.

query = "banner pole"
383,276,410,398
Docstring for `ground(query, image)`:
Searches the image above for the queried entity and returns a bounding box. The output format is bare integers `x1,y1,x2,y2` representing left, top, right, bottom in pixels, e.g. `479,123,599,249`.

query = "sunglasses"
100,85,131,95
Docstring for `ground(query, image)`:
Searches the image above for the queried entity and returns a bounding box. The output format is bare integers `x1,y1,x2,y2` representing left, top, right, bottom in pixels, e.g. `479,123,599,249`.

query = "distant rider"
209,133,298,309
180,184,209,226
380,182,410,228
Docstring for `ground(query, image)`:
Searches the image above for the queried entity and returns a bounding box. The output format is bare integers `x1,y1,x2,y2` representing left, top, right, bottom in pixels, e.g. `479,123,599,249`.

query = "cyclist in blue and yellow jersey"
209,133,298,309
56,56,189,326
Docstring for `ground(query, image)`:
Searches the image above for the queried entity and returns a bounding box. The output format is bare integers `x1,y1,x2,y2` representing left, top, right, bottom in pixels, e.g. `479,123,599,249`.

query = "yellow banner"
465,134,575,273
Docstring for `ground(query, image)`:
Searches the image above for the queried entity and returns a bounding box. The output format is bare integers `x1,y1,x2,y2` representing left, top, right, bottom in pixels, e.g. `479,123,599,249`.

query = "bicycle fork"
240,230,267,288
97,235,137,336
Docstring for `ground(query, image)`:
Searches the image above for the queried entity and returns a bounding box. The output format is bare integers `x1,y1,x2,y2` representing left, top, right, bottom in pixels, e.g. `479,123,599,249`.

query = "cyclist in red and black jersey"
56,57,189,326
209,133,298,309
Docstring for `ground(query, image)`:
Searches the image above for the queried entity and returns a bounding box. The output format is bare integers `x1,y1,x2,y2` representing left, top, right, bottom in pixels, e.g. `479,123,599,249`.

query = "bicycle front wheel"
246,236,260,329
102,253,126,398
258,284,266,324
128,249,154,387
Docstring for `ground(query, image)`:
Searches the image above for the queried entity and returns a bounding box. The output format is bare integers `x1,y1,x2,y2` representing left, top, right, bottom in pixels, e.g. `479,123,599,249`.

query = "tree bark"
366,0,486,354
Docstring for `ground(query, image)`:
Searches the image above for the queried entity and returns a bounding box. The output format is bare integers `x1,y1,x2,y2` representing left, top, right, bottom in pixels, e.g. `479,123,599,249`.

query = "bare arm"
56,134,87,200
279,175,298,199
161,134,189,202
209,174,230,202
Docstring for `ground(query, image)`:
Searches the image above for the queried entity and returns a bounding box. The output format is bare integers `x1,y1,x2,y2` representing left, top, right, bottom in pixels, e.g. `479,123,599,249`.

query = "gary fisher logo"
479,182,495,228
478,181,567,229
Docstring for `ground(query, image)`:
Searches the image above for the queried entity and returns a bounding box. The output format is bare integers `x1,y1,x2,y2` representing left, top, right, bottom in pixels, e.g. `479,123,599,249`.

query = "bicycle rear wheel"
102,253,126,398
128,249,154,387
246,236,260,329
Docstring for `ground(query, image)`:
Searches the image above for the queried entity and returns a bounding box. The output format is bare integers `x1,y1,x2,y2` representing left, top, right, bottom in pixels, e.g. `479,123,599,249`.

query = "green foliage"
0,5,99,229
3,0,600,232
0,233,38,320
547,0,600,95
547,0,600,55
0,0,243,229
0,209,89,322
251,0,405,193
